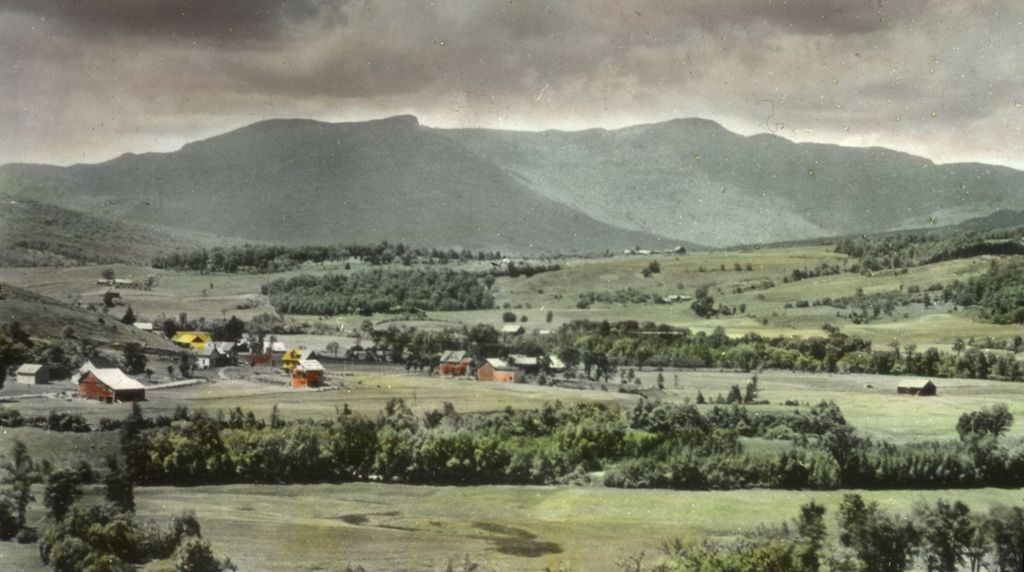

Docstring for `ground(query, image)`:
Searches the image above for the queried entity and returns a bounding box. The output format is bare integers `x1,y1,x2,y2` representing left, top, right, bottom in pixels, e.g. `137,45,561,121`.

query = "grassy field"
5,366,1024,448
124,483,1023,572
9,481,1020,572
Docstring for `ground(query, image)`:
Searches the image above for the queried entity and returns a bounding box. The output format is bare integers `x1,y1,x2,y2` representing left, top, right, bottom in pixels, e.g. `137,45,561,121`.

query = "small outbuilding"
897,379,937,396
501,325,526,336
78,368,146,403
291,359,325,388
16,364,49,385
477,358,521,383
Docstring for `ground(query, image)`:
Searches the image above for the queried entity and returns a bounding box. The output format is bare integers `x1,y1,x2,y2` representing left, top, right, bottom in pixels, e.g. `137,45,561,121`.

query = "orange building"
438,350,472,376
291,359,325,388
476,358,521,383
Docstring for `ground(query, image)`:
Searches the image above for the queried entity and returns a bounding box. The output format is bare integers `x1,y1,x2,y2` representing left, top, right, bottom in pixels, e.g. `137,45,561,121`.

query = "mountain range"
3,114,1023,257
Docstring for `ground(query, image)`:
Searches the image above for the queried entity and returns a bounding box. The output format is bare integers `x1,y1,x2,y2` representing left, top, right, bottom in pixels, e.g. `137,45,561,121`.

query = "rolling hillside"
0,283,181,352
0,199,248,267
2,115,1023,251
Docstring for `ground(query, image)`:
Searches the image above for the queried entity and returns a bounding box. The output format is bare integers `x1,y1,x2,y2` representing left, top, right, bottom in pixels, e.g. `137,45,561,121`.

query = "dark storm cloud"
2,0,349,44
1,0,1022,168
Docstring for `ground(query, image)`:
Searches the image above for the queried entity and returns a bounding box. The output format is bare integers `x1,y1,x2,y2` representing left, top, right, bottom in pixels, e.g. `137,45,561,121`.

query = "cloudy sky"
2,1,1023,168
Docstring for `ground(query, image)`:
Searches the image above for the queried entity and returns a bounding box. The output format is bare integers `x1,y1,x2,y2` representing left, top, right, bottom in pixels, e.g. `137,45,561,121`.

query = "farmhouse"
291,359,325,388
172,331,212,351
196,345,237,370
16,364,49,385
264,340,287,354
897,379,937,396
438,350,472,376
508,354,542,375
282,348,318,371
477,358,521,383
78,368,146,403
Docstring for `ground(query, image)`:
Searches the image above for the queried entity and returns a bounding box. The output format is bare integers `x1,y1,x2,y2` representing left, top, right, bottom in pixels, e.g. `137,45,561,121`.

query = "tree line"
109,397,1024,493
152,241,504,273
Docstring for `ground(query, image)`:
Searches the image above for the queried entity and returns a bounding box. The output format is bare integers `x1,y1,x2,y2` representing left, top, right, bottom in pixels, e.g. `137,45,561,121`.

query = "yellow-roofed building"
172,331,212,351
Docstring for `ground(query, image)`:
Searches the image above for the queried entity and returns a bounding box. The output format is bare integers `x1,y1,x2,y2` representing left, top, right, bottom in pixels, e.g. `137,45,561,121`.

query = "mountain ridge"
3,114,1023,252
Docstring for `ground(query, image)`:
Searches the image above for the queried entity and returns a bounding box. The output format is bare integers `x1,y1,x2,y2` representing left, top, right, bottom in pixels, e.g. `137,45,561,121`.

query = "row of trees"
152,241,504,273
110,396,1024,493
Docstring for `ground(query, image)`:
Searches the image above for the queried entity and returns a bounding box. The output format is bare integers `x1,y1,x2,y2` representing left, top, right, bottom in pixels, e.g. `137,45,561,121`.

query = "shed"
133,322,154,332
501,325,526,336
438,350,472,376
78,368,146,403
16,364,49,385
897,379,937,396
291,359,325,388
477,358,521,383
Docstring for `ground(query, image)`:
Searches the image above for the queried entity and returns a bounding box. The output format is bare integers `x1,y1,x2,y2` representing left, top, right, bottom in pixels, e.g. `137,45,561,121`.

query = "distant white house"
16,364,48,385
133,322,154,332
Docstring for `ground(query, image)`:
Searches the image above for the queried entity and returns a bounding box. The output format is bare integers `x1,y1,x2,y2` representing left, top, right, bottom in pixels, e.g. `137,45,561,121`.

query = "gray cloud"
2,0,1023,168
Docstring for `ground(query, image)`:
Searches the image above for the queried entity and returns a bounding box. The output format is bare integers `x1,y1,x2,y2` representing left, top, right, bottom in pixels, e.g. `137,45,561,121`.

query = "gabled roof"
300,348,318,360
484,357,517,370
296,359,324,372
16,364,44,375
439,350,468,363
264,341,287,353
213,342,236,353
548,356,566,370
173,331,211,343
79,356,120,374
897,379,936,389
508,354,539,366
82,368,146,391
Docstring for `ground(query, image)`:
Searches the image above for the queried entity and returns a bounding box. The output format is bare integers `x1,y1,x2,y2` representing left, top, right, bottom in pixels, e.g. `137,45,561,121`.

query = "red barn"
438,350,472,376
77,368,146,403
477,358,520,383
291,359,325,388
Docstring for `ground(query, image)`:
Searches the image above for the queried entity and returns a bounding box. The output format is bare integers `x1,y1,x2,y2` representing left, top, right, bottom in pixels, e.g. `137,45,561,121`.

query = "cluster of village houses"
11,324,941,404
10,322,578,404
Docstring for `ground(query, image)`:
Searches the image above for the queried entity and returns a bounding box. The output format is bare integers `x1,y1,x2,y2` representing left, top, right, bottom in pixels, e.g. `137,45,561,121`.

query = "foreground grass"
130,483,1024,572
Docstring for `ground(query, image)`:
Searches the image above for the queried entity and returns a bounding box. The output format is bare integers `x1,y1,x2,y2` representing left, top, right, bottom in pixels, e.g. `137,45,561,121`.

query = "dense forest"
263,268,496,315
152,241,504,273
835,227,1024,273
948,259,1024,324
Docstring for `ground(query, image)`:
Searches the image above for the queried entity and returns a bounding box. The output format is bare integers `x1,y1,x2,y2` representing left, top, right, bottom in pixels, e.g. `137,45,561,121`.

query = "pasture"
128,483,1024,571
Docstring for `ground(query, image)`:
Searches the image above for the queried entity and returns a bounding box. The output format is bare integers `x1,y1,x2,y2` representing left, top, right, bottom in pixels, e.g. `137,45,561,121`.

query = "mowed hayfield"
5,482,1022,572
122,485,1024,571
